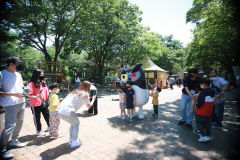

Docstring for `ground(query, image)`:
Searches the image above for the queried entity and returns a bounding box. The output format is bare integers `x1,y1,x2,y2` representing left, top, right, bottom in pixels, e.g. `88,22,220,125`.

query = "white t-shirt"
57,91,90,116
119,92,125,103
212,77,228,90
0,70,25,107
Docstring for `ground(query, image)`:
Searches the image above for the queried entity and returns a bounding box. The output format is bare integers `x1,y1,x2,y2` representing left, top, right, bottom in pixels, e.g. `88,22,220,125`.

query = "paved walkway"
2,87,240,160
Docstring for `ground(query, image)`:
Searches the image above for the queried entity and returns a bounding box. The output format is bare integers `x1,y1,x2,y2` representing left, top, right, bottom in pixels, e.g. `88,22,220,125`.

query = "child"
150,87,161,117
124,81,135,121
118,87,126,119
194,78,215,143
49,83,61,138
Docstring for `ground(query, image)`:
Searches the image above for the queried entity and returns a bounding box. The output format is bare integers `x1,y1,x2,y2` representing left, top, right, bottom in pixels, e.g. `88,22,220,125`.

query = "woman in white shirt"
57,81,96,148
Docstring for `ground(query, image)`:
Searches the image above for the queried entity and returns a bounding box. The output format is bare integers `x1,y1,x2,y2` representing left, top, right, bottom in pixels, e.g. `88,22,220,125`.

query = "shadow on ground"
107,99,240,160
40,142,78,160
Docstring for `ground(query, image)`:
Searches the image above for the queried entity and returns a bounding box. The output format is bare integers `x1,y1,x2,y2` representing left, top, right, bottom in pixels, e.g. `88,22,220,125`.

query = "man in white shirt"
0,57,26,159
210,70,229,129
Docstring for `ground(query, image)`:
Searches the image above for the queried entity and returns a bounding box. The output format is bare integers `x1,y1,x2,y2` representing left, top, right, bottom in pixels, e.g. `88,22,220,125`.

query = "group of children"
118,77,215,143
118,82,161,121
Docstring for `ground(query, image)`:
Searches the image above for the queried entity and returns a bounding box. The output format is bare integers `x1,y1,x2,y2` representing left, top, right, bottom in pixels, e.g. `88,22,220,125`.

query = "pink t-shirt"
28,82,49,107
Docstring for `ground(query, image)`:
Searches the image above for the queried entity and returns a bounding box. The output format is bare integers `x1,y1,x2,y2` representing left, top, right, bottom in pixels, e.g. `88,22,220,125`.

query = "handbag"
41,100,49,108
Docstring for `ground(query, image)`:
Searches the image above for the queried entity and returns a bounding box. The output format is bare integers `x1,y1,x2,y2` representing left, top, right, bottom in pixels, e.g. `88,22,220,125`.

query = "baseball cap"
6,56,21,65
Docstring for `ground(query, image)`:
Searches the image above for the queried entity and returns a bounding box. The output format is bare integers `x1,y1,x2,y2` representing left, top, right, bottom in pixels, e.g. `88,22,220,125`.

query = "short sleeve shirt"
212,77,228,90
0,70,25,107
28,82,49,107
57,91,90,116
49,93,60,112
124,88,135,107
182,77,201,95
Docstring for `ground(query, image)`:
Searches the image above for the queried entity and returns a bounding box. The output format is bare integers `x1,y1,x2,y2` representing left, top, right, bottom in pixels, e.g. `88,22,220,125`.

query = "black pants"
195,114,211,137
88,97,98,115
31,105,50,132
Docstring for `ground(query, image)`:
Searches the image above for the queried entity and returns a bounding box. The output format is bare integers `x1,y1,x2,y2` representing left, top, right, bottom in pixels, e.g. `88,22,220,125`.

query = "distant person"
124,81,136,121
57,81,96,148
194,78,215,142
88,83,98,115
149,87,161,117
210,70,229,129
49,83,62,138
72,73,81,89
169,77,175,89
27,69,50,136
118,87,126,119
178,68,201,129
0,57,26,159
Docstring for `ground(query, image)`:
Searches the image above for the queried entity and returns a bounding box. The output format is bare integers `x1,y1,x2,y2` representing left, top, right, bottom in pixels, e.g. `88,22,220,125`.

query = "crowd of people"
0,56,230,159
0,57,97,159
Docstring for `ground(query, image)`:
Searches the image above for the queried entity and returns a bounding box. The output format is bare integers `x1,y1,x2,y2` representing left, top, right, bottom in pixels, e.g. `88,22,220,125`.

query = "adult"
178,68,201,129
57,81,96,148
27,69,50,136
72,73,81,89
88,83,98,115
0,57,26,159
210,70,229,128
169,77,175,89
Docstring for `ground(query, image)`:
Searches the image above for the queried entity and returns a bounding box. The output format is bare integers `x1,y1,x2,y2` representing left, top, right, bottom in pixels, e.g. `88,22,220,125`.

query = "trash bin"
0,106,5,137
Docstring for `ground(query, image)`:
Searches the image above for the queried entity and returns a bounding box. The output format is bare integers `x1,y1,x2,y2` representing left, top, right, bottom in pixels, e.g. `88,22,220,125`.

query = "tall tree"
186,0,240,72
65,0,142,82
8,0,91,65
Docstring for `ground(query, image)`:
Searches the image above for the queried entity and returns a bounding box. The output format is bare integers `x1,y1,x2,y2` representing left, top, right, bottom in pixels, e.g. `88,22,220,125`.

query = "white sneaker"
8,139,25,148
204,136,211,141
36,131,46,137
122,116,126,120
44,127,50,132
198,136,206,143
70,139,82,149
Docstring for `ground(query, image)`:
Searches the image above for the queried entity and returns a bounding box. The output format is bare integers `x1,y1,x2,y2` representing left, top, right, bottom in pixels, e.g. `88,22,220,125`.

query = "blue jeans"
214,102,224,127
180,93,193,124
153,105,158,115
59,112,80,142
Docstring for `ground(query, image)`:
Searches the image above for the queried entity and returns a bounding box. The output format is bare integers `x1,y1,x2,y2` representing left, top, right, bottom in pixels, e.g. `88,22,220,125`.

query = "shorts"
120,103,126,109
126,104,134,109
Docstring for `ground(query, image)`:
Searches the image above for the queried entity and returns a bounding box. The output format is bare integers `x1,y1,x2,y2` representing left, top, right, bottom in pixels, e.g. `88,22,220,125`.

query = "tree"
8,0,92,68
64,0,142,82
186,0,240,72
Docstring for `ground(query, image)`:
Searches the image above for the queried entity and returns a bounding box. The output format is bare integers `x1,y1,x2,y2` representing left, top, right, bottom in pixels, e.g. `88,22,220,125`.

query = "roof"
142,56,168,72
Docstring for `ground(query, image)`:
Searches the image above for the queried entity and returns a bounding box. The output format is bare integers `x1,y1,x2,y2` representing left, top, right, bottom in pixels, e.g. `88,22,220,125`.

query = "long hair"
71,81,91,96
30,69,43,88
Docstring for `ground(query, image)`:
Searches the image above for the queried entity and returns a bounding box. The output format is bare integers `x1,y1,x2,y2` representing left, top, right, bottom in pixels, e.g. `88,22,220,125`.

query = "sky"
128,0,195,46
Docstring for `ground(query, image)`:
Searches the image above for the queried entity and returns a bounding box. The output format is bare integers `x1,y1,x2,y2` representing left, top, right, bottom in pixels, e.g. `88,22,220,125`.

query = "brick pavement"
2,87,240,160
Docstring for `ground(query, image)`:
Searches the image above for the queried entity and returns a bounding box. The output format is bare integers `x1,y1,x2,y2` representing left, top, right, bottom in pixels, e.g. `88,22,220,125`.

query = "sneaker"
8,139,25,148
211,124,223,129
44,127,50,132
121,116,126,120
198,136,206,143
193,129,201,136
186,124,193,129
70,139,82,149
1,148,14,159
204,136,212,142
177,121,186,125
36,131,46,137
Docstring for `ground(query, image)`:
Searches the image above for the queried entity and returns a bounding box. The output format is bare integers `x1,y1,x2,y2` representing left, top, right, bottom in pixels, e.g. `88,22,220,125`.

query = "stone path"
2,87,240,160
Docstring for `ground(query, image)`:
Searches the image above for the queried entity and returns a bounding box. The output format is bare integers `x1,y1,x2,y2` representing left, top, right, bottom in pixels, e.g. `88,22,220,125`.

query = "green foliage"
186,0,240,72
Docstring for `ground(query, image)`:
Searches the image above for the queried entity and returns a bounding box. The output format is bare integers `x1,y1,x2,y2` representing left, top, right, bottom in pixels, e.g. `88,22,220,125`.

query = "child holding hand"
118,87,126,119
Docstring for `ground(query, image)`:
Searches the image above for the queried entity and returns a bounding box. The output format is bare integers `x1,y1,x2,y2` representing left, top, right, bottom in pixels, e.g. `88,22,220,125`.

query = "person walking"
0,57,26,159
57,81,96,148
210,70,229,129
178,68,201,129
27,69,50,136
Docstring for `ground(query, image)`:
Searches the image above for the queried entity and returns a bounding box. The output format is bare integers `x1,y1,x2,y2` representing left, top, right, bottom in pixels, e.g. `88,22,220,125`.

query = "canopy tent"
141,56,168,88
